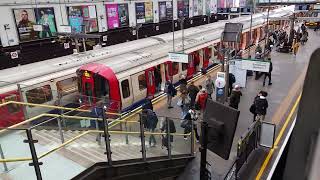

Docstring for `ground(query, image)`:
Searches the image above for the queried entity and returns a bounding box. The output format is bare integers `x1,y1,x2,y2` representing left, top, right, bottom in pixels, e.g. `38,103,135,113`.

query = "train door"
119,77,134,109
186,53,195,78
203,47,211,69
145,68,156,96
164,61,180,83
0,93,24,127
81,71,95,104
164,62,171,82
154,65,163,93
131,71,148,104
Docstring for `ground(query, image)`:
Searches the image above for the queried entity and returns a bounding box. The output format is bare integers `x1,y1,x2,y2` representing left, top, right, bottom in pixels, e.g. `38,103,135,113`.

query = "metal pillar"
25,129,42,180
263,0,271,57
0,144,8,172
17,84,28,119
101,106,112,165
172,19,175,52
200,122,209,180
166,118,172,159
248,5,253,57
139,114,147,161
57,109,65,144
82,38,86,52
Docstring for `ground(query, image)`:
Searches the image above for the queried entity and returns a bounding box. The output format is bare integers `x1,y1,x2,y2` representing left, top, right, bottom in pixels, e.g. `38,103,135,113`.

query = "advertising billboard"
118,4,129,27
218,0,226,8
206,0,217,15
193,0,204,16
177,0,189,18
13,8,57,42
67,5,98,33
106,4,119,29
159,1,173,21
135,2,153,24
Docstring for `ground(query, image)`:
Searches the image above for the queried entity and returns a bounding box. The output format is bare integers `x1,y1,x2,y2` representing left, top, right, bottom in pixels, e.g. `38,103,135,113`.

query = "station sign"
241,59,270,73
168,52,189,63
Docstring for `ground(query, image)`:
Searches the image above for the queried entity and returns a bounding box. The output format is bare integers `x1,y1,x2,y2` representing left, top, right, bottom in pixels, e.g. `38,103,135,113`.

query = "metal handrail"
0,129,191,163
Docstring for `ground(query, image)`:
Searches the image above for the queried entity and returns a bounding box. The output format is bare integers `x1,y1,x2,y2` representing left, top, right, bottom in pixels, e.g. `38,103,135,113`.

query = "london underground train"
0,6,294,127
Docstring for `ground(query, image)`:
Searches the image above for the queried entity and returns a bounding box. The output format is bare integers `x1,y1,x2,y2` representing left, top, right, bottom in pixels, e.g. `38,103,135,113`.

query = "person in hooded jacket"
142,109,158,147
254,91,268,121
229,85,242,109
187,81,199,107
182,108,200,142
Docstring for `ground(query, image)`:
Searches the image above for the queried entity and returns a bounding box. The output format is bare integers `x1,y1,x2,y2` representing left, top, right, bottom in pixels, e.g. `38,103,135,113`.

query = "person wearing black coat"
142,109,158,147
254,91,268,121
182,109,199,142
142,96,153,111
165,80,176,109
263,59,273,86
229,85,242,109
187,81,199,107
161,118,176,149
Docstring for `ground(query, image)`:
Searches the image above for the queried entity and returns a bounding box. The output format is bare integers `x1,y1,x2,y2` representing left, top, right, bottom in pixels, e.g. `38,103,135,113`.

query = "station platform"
0,30,319,180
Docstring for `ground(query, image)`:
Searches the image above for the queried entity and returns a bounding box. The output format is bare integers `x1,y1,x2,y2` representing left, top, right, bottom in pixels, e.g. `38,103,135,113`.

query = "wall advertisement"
218,0,226,8
177,0,189,18
135,2,153,24
193,0,203,16
106,4,129,29
159,1,173,21
13,8,57,42
67,5,98,33
206,0,217,15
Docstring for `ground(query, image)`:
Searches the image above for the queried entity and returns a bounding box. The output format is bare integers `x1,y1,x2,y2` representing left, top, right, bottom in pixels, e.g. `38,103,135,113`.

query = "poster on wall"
178,0,189,18
194,0,199,16
67,5,98,33
159,1,173,21
136,2,146,23
145,2,153,23
106,4,119,29
13,8,57,42
106,4,129,29
135,2,153,24
206,0,217,15
118,4,129,27
218,0,226,8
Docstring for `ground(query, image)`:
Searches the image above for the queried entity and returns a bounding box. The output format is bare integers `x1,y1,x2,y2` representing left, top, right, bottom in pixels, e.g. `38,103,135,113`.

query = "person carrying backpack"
228,73,236,97
181,108,200,142
254,91,268,121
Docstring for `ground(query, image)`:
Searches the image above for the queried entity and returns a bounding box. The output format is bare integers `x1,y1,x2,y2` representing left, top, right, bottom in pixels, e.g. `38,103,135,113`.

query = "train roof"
0,6,294,93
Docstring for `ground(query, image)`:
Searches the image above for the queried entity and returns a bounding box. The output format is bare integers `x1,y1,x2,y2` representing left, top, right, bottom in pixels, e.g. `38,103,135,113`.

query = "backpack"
229,74,236,84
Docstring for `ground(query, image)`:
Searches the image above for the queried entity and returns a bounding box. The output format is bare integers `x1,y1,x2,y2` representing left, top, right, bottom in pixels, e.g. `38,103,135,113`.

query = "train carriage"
0,6,295,127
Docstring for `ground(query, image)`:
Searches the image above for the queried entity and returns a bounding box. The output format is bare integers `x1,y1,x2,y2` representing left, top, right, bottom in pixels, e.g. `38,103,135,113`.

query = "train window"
26,85,53,105
148,71,153,86
182,63,188,71
121,79,130,98
172,62,179,75
56,77,78,97
4,95,20,113
138,74,147,90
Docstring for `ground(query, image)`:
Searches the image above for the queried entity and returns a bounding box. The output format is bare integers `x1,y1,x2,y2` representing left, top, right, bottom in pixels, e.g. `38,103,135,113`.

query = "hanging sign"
168,52,189,63
241,59,270,73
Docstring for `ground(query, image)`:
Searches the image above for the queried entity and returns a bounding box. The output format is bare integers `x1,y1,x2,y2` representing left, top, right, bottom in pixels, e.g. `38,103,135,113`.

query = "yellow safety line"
255,94,301,180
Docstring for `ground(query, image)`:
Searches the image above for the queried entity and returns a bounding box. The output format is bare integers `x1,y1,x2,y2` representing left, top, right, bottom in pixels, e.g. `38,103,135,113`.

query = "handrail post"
125,121,129,144
57,109,65,144
200,121,209,180
24,129,42,180
0,144,8,172
139,113,147,161
166,118,172,160
101,105,112,165
95,118,101,145
190,119,195,155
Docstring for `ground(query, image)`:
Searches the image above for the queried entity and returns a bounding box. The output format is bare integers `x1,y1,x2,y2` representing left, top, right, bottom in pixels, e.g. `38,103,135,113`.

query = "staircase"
30,129,176,168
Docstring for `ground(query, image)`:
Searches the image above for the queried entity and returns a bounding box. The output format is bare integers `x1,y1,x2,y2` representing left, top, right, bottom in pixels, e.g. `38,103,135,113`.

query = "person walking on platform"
142,95,153,111
164,80,176,109
161,118,176,149
142,109,158,147
179,74,188,96
263,59,273,86
205,75,215,99
195,88,208,116
229,85,242,109
177,93,190,119
181,108,200,142
90,102,105,141
292,39,300,56
254,91,268,121
228,73,236,97
187,81,199,107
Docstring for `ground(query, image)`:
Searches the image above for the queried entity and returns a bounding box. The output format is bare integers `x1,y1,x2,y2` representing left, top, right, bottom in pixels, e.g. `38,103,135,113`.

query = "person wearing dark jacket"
228,73,236,97
182,108,200,142
90,102,105,141
161,119,176,149
254,91,268,121
142,109,158,147
179,75,188,95
229,85,242,109
263,59,273,86
165,80,176,109
187,81,199,107
142,96,153,111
